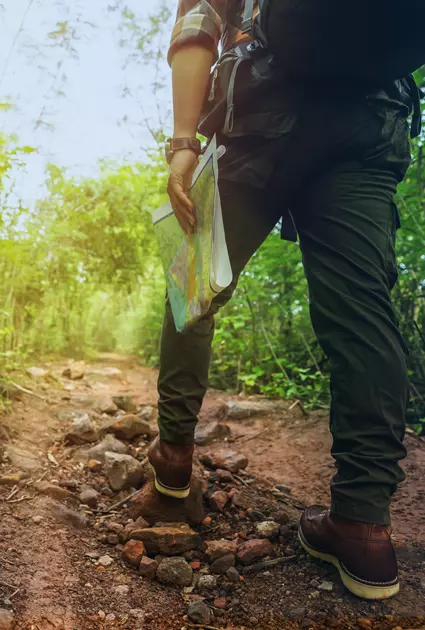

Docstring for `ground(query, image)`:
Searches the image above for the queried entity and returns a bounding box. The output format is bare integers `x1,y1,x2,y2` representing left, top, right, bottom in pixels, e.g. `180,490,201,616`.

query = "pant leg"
158,180,281,445
293,161,409,526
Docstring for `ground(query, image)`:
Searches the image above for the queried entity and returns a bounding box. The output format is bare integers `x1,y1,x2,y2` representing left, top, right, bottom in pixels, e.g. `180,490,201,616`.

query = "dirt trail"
0,355,424,630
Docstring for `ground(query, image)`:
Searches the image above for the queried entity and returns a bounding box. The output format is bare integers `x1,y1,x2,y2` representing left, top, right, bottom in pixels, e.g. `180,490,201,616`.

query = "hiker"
148,0,425,600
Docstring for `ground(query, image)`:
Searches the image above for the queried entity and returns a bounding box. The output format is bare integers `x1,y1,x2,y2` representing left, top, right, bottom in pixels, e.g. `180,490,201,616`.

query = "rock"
105,452,144,491
248,508,267,522
59,479,79,490
205,540,237,562
107,534,119,545
129,609,145,620
214,597,227,609
188,601,211,626
98,398,119,415
211,554,235,574
98,554,114,567
35,481,79,505
209,490,229,512
122,540,145,567
287,608,307,620
79,486,100,508
195,422,231,446
129,468,204,526
255,521,280,540
202,516,213,527
232,490,251,510
101,414,157,441
275,484,291,494
236,539,273,565
215,469,235,483
156,557,193,586
62,362,85,380
0,609,14,630
57,410,86,422
0,472,27,486
226,567,240,582
139,556,158,579
107,521,124,534
50,503,88,528
84,434,127,463
154,554,167,565
139,405,155,420
65,413,99,445
131,524,201,556
201,449,248,473
273,509,290,525
198,574,218,591
88,459,102,472
113,395,137,413
279,526,293,540
357,619,372,629
26,366,49,378
115,585,130,596
119,517,151,543
5,445,40,470
199,402,229,422
32,515,43,524
318,580,334,592
225,400,278,420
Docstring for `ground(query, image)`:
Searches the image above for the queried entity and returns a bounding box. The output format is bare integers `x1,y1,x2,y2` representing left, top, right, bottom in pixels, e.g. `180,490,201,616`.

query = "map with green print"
152,136,232,332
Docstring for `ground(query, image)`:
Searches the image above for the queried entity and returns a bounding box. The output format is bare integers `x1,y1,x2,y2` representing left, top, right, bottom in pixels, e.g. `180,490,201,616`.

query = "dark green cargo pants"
158,88,412,526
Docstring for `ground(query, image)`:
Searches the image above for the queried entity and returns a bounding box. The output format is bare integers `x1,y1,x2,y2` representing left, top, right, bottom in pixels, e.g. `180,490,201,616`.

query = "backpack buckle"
246,40,266,57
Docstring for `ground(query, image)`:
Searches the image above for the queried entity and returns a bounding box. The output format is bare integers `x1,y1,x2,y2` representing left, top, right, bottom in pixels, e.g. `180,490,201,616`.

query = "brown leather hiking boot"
148,437,194,499
299,506,399,600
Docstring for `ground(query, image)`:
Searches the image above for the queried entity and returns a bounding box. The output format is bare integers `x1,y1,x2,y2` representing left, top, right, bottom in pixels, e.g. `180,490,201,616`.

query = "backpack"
200,0,424,139
241,0,425,83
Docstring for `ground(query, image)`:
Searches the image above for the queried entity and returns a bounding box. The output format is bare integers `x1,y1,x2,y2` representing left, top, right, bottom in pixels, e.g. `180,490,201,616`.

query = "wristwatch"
165,137,202,164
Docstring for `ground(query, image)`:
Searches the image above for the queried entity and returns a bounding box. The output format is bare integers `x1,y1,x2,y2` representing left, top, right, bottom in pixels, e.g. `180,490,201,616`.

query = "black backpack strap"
241,0,255,34
385,75,423,139
406,74,423,139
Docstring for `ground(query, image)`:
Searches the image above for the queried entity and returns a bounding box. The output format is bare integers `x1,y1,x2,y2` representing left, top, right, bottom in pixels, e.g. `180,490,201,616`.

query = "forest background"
1,0,425,432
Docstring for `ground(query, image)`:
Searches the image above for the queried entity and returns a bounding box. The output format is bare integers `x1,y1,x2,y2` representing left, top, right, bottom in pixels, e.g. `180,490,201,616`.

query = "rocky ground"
0,355,424,630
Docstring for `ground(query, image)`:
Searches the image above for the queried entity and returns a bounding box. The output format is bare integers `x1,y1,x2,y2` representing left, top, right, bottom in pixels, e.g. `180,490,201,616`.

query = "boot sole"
298,529,399,600
149,464,191,499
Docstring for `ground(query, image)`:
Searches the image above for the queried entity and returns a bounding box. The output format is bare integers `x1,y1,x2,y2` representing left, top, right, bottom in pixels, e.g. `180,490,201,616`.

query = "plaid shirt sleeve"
168,0,226,65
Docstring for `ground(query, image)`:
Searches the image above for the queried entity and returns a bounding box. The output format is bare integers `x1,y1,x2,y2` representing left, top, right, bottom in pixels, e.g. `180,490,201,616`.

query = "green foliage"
0,135,167,364
392,96,425,423
413,417,425,436
210,229,329,406
1,88,425,417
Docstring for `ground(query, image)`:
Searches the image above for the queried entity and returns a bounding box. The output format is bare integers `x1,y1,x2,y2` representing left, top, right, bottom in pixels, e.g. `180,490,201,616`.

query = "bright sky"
0,0,174,204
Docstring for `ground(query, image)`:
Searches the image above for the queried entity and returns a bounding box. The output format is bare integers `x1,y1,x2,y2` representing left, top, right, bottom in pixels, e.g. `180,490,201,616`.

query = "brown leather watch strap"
165,137,202,163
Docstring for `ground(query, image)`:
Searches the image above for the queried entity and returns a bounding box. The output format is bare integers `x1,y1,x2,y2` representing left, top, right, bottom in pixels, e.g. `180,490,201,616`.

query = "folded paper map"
152,135,233,332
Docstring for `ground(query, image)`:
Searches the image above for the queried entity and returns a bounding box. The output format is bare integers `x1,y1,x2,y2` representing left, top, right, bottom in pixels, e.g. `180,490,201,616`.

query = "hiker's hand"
168,149,198,234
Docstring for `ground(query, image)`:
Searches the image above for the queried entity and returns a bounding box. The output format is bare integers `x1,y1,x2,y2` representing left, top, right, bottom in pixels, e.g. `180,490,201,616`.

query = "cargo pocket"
365,99,412,181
